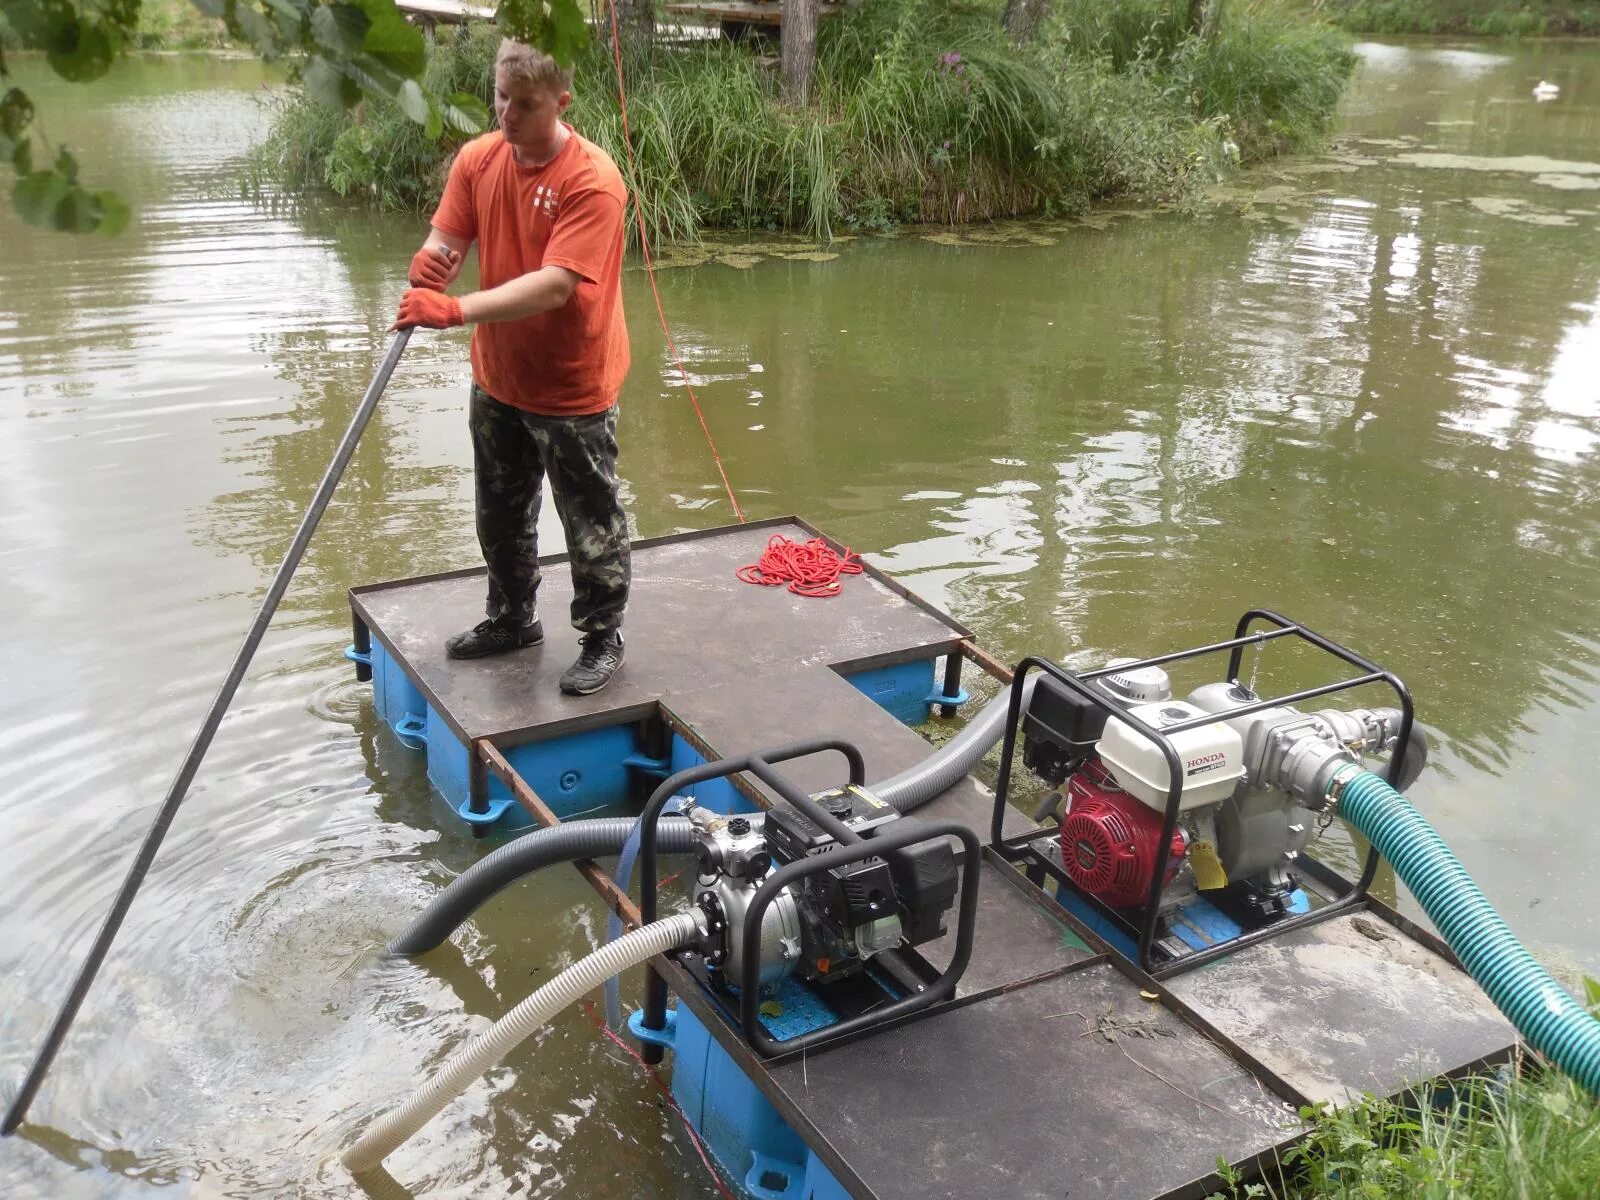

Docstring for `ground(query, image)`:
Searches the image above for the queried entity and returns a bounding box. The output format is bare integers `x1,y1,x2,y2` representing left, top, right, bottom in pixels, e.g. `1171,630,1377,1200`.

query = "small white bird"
1533,80,1560,100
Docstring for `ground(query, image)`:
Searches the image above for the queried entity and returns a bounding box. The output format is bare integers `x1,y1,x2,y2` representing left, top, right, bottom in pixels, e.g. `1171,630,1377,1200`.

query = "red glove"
408,245,459,290
392,288,464,330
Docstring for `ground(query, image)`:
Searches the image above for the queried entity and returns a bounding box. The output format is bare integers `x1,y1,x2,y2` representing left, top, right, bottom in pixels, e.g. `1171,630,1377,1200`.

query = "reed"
247,0,1357,240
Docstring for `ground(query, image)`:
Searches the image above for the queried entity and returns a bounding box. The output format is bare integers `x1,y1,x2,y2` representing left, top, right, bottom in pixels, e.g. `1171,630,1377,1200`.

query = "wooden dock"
391,0,842,36
662,0,845,26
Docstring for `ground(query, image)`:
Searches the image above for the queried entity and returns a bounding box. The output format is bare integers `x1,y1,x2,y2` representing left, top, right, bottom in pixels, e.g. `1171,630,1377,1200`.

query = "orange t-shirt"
431,128,630,417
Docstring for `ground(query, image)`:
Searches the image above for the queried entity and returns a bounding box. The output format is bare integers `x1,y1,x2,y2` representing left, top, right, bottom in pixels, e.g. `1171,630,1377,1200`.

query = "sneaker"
445,616,544,660
559,630,625,695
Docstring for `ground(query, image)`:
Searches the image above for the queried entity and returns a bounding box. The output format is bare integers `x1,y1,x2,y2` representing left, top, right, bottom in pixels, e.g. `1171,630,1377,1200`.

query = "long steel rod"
2,328,413,1136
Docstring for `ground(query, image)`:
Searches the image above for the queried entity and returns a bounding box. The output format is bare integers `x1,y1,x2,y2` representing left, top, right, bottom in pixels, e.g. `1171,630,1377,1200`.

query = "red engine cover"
1059,762,1186,908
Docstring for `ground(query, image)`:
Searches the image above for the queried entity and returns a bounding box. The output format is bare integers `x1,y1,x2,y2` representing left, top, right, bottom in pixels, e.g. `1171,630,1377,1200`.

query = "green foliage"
132,0,233,49
3,0,587,234
251,0,1355,242
1206,1061,1600,1200
1325,0,1600,37
248,22,499,209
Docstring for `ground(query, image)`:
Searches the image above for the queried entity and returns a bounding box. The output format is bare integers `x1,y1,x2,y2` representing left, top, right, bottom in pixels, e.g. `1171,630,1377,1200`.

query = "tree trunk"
782,0,819,106
1001,0,1051,45
610,0,654,50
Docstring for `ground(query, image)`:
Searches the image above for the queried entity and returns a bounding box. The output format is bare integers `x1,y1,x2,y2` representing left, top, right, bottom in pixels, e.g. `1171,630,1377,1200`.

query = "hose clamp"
1324,762,1363,812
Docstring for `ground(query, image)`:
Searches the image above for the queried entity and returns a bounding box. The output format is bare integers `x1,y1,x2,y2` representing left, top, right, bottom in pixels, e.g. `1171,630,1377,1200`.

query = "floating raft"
350,519,1518,1200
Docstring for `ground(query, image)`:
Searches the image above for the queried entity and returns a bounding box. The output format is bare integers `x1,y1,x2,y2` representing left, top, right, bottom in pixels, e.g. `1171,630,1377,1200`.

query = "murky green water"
3,37,1599,1199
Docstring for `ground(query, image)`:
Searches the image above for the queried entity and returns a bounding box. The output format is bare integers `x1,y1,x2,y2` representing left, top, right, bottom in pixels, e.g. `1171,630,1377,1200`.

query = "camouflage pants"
470,385,631,635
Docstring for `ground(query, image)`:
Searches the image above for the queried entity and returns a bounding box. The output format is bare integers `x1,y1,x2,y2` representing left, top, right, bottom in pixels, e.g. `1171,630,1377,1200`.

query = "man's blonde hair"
495,39,573,92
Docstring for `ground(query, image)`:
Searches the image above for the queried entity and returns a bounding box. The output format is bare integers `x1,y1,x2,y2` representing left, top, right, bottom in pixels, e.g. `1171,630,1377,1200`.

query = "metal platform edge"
347,516,975,753
652,833,1521,1200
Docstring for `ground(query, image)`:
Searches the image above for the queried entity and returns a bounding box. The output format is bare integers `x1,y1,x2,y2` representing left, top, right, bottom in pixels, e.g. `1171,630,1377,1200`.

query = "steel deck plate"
351,518,1020,837
766,963,1303,1200
1163,909,1516,1104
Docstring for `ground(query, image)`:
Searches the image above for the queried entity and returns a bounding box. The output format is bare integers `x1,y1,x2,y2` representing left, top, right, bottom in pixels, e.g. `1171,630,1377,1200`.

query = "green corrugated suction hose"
1335,767,1600,1096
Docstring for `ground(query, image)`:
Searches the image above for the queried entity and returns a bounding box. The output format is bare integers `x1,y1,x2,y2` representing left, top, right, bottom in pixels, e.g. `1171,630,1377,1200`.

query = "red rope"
604,3,745,524
737,534,863,598
579,998,738,1200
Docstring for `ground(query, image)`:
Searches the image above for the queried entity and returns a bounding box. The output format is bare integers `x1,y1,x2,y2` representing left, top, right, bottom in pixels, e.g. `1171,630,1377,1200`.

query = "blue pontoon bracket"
622,752,672,778
627,1007,678,1051
392,712,427,750
922,685,969,710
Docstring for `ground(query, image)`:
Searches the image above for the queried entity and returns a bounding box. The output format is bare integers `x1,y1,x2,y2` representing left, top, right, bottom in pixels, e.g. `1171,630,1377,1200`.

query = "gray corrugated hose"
344,911,706,1173
390,676,1036,957
388,817,700,955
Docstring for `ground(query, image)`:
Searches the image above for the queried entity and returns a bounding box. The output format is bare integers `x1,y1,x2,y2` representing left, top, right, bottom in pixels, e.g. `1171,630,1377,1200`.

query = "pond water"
2,35,1598,1199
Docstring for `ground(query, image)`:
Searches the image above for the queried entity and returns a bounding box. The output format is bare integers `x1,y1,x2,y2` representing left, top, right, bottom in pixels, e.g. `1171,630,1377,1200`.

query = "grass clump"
248,0,1355,241
1209,1063,1600,1199
1207,976,1600,1199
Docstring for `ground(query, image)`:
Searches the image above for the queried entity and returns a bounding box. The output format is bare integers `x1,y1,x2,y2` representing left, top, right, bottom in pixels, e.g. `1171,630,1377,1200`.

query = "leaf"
303,56,360,109
1584,973,1600,1012
758,1000,783,1018
396,79,430,126
424,95,443,141
94,189,131,235
444,92,489,136
264,0,306,40
545,0,591,65
13,169,70,227
0,88,34,141
12,139,33,175
310,4,370,55
52,187,103,233
45,16,119,84
355,0,426,77
232,3,278,54
498,0,589,66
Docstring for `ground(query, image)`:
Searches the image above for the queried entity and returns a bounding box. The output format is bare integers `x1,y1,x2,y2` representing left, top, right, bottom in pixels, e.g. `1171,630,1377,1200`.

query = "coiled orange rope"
737,534,864,598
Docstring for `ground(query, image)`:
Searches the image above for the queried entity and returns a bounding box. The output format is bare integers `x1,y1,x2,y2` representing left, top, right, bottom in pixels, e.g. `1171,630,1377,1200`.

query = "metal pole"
2,328,412,1136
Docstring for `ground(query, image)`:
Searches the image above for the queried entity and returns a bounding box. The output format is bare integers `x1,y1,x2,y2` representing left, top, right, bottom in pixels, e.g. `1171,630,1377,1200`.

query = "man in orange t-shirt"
393,39,631,695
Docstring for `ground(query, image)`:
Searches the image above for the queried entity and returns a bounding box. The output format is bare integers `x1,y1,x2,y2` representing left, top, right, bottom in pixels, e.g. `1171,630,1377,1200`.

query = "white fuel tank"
1097,700,1245,812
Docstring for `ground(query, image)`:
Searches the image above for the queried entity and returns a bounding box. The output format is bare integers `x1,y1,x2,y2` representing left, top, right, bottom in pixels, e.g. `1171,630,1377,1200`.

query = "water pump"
685,786,960,990
633,739,981,1059
1024,662,1425,929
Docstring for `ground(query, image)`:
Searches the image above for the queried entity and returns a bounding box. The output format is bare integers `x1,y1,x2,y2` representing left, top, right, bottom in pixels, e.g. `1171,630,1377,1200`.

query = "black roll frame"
989,609,1415,975
632,736,979,1059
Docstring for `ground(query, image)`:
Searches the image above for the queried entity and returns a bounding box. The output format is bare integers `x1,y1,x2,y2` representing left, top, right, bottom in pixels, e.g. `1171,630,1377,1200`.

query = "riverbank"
0,0,231,51
247,0,1355,242
1324,0,1600,36
1208,1054,1600,1199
